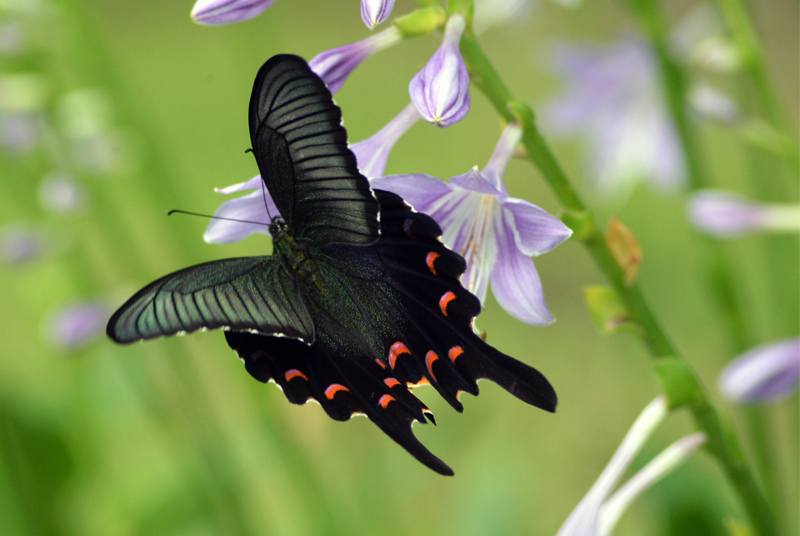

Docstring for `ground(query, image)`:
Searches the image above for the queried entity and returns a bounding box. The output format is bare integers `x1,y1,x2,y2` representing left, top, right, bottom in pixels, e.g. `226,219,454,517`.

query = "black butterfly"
107,54,556,475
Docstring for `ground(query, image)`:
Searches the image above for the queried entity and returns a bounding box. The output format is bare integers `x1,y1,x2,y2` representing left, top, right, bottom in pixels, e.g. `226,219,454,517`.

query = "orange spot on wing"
324,384,349,400
285,369,308,382
375,358,386,369
439,291,456,316
425,351,440,381
388,341,411,369
448,346,464,363
384,377,401,388
407,376,430,387
426,251,441,275
378,394,395,408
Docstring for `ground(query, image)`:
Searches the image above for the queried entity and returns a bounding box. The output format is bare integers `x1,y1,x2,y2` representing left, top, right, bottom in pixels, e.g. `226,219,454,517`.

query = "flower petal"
204,188,277,244
191,0,276,26
408,14,470,127
351,103,419,178
501,197,572,256
45,300,110,349
214,174,263,194
361,0,395,29
556,397,667,536
718,338,800,403
449,167,505,196
370,174,453,213
489,211,555,325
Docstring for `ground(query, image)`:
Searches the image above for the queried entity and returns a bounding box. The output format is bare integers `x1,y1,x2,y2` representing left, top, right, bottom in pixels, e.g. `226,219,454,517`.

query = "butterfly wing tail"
225,331,454,476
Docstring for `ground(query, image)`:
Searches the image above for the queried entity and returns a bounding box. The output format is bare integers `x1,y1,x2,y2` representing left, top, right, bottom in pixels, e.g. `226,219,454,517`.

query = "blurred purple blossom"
361,0,394,29
372,123,572,325
1,225,44,265
688,190,800,237
45,300,111,350
191,0,276,25
409,14,470,127
718,338,800,403
309,27,402,94
0,111,40,153
541,37,686,198
350,103,419,178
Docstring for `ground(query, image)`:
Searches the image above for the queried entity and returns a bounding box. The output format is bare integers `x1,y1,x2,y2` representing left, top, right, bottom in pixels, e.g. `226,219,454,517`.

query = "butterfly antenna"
167,209,270,227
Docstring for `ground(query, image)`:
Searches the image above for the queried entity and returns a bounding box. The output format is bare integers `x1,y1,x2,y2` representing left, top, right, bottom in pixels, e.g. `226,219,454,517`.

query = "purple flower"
204,175,278,244
718,338,800,403
350,103,419,178
45,300,110,349
558,397,706,536
361,0,395,30
191,0,276,25
688,190,800,237
309,27,402,94
409,14,470,127
371,123,572,325
0,225,43,265
540,37,686,197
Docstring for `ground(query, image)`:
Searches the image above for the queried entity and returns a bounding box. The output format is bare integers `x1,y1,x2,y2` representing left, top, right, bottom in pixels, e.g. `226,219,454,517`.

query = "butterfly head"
268,216,288,240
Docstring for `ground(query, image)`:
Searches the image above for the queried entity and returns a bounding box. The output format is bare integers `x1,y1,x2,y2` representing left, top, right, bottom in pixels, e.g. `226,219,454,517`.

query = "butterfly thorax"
271,218,325,292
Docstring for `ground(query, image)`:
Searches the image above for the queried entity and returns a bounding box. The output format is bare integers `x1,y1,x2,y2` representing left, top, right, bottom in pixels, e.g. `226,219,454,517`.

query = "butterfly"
107,54,556,475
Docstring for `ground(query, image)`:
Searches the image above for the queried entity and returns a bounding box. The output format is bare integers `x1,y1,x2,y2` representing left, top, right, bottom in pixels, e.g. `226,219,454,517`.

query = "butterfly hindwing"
311,190,557,413
107,257,314,344
249,54,379,247
225,330,454,475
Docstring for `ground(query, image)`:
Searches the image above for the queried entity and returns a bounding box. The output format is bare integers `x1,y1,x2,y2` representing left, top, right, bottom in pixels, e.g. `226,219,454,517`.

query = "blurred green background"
0,0,797,535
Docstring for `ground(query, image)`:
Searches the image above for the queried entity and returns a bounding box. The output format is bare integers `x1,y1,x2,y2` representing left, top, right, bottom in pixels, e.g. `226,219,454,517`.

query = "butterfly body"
107,54,556,475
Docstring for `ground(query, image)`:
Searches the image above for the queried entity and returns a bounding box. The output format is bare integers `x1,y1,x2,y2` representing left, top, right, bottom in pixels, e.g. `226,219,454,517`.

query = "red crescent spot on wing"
439,291,456,316
324,384,349,400
375,358,386,369
384,377,401,388
425,251,440,275
388,341,411,369
407,376,430,387
285,369,308,382
378,394,395,408
425,351,440,381
448,346,464,363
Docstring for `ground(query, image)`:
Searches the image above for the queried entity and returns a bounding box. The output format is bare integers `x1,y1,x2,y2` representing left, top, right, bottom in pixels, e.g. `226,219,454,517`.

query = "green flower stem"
715,0,798,158
627,0,785,533
458,29,777,536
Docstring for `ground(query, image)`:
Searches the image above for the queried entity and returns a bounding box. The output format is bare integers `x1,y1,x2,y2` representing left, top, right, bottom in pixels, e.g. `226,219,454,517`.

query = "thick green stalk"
458,28,777,536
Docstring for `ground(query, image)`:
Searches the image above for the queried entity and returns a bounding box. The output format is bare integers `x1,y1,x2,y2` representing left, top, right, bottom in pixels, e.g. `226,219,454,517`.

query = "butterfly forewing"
107,257,314,344
249,54,379,247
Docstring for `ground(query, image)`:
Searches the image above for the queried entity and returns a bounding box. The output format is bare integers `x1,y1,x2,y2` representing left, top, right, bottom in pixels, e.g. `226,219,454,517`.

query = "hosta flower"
540,37,686,197
204,175,277,244
309,27,402,94
409,14,470,127
558,397,706,536
718,338,800,403
361,0,394,30
371,123,572,325
350,103,419,178
45,300,110,349
190,0,276,26
688,190,800,237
